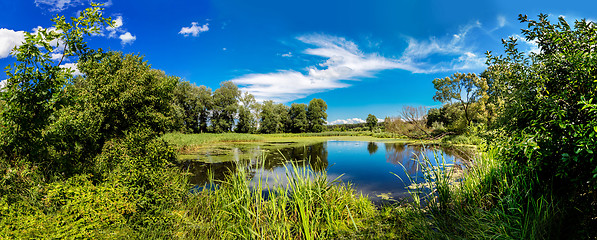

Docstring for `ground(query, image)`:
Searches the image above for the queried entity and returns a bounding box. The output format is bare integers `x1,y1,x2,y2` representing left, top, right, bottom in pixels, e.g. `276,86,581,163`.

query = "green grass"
399,147,562,239
161,133,563,239
174,160,376,239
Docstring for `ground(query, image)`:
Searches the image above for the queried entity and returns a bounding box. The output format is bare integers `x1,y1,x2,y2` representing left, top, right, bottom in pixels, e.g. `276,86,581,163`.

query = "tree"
307,98,328,132
172,81,202,133
432,72,489,127
486,14,597,196
197,85,213,133
259,100,278,134
400,106,430,138
211,81,240,133
236,92,257,133
366,114,378,131
288,103,309,133
41,51,178,174
0,4,111,164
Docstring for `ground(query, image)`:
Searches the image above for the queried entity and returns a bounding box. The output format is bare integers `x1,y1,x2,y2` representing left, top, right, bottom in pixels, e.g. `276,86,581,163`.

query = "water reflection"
367,142,378,155
181,141,469,203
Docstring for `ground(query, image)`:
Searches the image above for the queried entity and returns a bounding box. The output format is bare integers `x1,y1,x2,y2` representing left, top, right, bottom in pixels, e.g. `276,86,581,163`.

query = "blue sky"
1,0,596,124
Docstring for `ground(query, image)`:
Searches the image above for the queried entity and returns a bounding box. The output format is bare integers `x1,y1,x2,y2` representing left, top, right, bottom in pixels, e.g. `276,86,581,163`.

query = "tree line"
171,80,328,134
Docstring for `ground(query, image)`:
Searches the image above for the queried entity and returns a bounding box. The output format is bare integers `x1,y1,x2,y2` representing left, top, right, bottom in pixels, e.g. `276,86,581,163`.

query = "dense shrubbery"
0,6,187,237
485,15,597,235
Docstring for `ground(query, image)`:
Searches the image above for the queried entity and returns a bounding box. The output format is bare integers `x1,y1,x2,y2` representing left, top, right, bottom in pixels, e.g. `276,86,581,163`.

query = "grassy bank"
169,144,561,239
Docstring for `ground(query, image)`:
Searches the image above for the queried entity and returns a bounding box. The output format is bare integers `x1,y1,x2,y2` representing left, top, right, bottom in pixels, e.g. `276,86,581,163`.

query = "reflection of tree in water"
384,143,419,175
179,161,237,185
308,142,328,172
181,142,330,186
256,142,329,172
438,145,475,164
367,142,379,155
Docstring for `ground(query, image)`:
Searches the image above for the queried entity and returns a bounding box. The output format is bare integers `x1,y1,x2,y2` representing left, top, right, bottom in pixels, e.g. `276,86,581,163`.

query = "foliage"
0,3,111,169
486,15,597,199
0,175,135,239
432,73,489,127
366,114,378,131
307,98,328,132
177,162,375,239
211,81,240,133
236,92,258,133
289,103,309,133
172,81,204,133
384,106,432,139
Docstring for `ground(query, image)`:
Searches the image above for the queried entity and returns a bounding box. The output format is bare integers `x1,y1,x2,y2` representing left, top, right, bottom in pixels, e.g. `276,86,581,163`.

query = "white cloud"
60,62,82,76
328,118,366,125
108,16,123,29
34,0,82,12
233,34,409,102
398,21,486,73
281,52,293,57
0,28,25,58
51,53,63,61
179,22,209,37
0,79,7,91
119,32,136,45
497,15,507,28
106,16,124,38
233,28,487,103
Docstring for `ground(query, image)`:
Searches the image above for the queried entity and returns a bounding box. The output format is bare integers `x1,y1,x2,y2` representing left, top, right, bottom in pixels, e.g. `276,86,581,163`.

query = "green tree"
196,85,213,133
172,81,202,133
0,4,111,166
211,81,240,133
486,14,597,196
307,98,328,132
275,103,290,133
432,72,489,127
236,92,257,133
366,114,378,131
259,101,288,133
288,103,309,133
259,100,278,133
45,51,178,174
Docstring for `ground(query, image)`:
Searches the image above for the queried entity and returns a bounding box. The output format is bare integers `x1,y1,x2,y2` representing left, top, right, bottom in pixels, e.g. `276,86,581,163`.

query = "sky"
1,0,596,125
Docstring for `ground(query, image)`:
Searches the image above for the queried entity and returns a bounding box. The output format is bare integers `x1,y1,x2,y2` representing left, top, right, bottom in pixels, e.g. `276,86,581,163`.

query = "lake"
180,141,471,203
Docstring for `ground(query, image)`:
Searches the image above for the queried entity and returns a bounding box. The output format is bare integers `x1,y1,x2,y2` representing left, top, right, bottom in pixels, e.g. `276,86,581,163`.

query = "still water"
180,141,470,202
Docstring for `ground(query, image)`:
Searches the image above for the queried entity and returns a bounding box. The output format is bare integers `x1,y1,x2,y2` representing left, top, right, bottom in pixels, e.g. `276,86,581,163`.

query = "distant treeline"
171,81,328,134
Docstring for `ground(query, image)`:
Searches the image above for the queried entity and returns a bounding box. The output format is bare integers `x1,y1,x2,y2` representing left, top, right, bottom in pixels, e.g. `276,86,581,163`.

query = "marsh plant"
177,159,375,239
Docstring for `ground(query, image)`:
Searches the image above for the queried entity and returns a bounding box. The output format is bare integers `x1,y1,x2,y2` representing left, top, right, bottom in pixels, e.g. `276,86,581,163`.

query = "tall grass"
175,158,375,239
402,147,562,239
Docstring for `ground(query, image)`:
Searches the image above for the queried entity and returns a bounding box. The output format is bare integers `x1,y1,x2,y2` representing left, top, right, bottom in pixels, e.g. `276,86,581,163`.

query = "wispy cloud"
328,118,366,125
232,25,486,103
497,15,507,28
0,28,25,58
179,22,209,37
399,21,486,73
34,0,112,12
35,0,81,12
232,34,407,102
